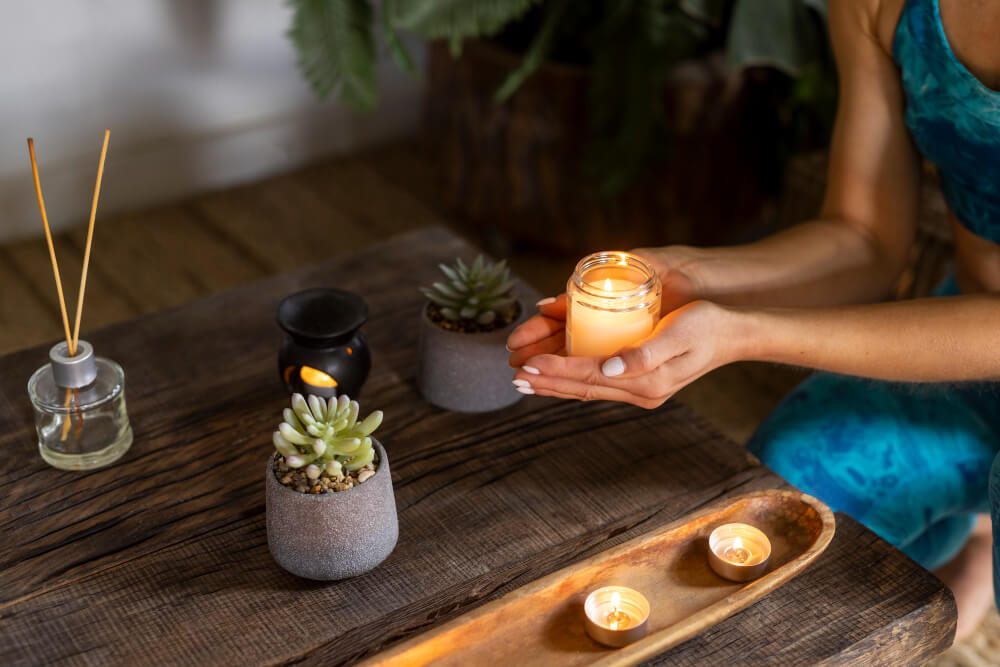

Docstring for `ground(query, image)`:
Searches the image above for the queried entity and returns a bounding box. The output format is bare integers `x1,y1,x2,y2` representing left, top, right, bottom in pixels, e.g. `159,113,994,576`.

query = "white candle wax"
567,278,656,357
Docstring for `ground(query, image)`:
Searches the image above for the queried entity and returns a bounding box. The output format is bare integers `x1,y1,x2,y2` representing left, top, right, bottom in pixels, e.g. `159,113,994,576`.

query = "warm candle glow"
584,585,650,647
724,536,751,564
605,591,631,630
566,253,661,358
708,523,772,582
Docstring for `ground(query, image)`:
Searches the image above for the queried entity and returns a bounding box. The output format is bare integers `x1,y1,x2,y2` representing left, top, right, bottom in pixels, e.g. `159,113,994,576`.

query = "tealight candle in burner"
708,523,772,582
583,586,650,648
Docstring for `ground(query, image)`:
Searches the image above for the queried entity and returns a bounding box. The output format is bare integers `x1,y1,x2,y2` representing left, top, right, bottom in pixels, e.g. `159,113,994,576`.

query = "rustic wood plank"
360,141,444,216
62,206,267,313
0,233,140,346
190,173,380,273
296,157,443,236
0,248,63,355
0,227,955,666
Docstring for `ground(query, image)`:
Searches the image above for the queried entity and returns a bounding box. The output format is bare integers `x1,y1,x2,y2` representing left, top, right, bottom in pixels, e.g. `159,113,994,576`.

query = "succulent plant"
419,255,516,325
272,393,382,481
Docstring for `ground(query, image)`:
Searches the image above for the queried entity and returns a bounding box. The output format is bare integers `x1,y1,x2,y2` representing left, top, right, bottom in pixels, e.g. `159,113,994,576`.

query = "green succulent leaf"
275,393,380,476
356,410,383,436
308,395,326,421
421,255,518,323
344,444,375,471
438,263,461,282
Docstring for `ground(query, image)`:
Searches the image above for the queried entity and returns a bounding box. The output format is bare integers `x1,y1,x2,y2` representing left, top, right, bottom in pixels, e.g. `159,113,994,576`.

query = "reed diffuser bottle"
24,130,129,470
28,340,132,470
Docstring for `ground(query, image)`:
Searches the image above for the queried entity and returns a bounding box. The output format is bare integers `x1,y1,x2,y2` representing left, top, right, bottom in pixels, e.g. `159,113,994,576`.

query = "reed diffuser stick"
71,129,110,352
27,138,74,352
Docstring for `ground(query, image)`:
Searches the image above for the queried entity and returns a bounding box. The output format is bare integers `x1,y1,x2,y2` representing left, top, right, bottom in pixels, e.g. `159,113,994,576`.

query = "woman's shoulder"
873,0,909,55
829,0,908,56
828,0,907,58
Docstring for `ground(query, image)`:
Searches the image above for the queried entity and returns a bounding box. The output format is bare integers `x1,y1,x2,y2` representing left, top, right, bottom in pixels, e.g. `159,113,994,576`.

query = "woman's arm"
740,296,1000,382
510,294,1000,410
638,0,921,309
508,0,921,370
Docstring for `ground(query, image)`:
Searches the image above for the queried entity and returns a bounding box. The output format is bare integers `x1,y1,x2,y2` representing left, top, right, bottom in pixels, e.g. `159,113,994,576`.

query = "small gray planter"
417,302,525,413
266,439,398,580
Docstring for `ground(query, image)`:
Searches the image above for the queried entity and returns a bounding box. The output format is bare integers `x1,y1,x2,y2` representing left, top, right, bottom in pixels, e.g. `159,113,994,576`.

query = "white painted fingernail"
536,297,556,307
505,343,512,352
522,366,540,375
602,357,625,377
512,379,531,388
516,386,535,395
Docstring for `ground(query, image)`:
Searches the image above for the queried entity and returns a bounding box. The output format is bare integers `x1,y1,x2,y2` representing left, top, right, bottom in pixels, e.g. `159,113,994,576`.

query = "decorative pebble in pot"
277,288,371,398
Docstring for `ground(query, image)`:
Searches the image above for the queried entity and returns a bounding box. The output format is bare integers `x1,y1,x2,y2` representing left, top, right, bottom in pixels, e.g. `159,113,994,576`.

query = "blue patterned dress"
747,0,1000,608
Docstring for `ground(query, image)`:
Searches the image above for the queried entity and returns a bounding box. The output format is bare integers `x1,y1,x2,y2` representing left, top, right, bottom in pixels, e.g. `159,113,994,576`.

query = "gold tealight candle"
583,586,650,648
708,523,772,582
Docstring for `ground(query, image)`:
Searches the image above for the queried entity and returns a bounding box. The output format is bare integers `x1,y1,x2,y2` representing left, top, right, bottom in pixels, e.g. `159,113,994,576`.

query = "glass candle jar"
27,340,133,471
566,252,662,357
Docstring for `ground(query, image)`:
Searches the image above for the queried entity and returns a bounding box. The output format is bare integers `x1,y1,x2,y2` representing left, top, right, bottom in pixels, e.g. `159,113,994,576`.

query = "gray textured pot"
266,439,398,580
416,302,526,413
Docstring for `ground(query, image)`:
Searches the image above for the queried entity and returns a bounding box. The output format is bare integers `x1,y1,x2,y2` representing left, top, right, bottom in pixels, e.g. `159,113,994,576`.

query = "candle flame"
603,278,614,291
608,591,622,630
723,536,751,564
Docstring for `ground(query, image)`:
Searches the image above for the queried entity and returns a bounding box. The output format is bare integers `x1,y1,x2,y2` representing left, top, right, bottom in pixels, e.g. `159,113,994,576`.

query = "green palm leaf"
289,0,377,108
386,0,541,54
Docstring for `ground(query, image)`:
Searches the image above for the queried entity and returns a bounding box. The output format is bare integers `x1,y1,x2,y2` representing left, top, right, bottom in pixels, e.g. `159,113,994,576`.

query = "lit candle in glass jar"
583,585,650,647
566,252,661,358
707,523,772,582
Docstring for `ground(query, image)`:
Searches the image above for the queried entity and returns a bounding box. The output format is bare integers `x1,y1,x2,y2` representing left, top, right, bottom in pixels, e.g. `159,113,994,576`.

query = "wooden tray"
366,490,836,667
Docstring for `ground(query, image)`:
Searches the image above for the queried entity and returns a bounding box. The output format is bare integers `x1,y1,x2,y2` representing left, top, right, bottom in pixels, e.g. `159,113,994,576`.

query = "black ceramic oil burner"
277,288,371,399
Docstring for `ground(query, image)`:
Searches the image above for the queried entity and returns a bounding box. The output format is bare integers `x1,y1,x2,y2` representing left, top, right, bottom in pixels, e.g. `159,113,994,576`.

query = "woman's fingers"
508,333,564,368
512,370,671,409
535,293,567,318
506,294,568,350
512,353,681,402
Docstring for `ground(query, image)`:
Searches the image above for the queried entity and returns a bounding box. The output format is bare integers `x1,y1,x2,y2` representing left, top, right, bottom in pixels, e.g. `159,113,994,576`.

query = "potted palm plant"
288,1,834,252
417,255,524,413
266,393,397,580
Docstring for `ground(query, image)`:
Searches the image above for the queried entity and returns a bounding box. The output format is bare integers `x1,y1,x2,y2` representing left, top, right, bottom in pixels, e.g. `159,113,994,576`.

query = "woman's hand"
629,246,703,314
507,294,568,369
509,300,743,409
506,245,703,370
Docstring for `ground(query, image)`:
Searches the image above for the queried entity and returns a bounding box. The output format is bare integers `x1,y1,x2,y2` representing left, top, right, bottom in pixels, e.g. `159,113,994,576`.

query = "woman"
507,0,1000,639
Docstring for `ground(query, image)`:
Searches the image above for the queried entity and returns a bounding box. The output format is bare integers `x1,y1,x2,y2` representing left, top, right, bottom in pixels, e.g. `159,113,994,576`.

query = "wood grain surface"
0,227,955,665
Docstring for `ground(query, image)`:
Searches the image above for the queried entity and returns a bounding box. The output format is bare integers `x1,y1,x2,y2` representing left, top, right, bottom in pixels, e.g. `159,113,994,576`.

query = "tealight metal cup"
583,585,650,648
708,522,771,582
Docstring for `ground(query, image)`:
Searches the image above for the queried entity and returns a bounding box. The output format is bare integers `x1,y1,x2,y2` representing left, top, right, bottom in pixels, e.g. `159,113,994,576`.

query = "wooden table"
0,227,955,665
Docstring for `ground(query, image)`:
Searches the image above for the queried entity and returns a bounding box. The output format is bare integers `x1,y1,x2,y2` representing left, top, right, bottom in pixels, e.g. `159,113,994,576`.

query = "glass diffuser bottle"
566,252,662,357
28,340,132,470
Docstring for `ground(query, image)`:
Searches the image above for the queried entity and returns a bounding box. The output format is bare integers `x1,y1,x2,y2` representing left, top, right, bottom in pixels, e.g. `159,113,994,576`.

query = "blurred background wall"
0,0,423,242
